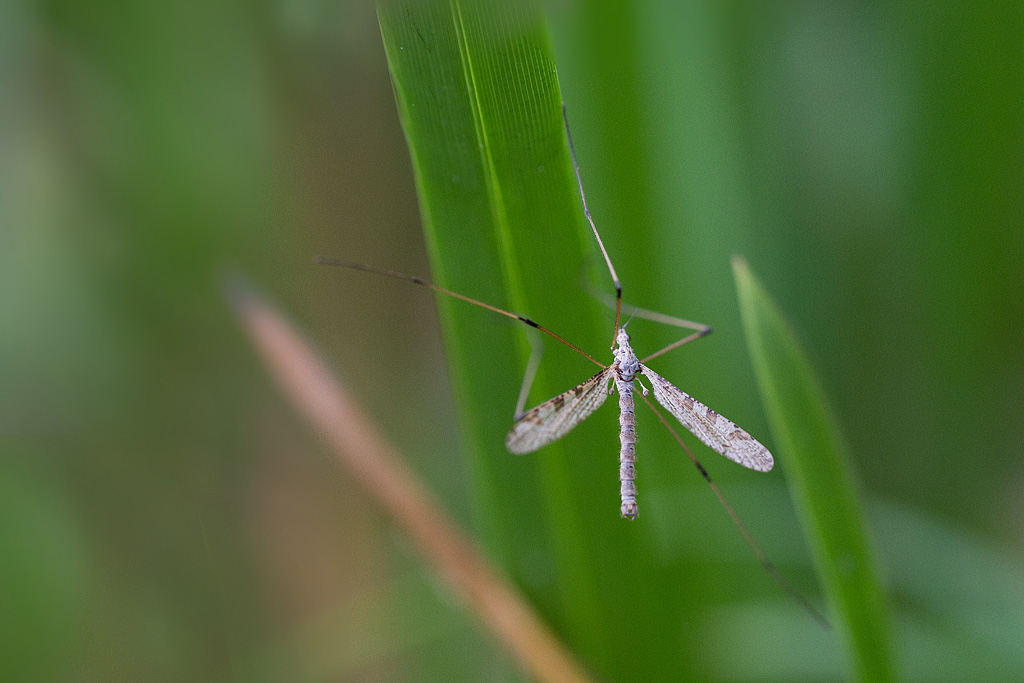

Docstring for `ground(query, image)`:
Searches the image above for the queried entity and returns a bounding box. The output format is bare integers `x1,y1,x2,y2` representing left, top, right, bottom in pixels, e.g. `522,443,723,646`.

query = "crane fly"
317,104,828,629
504,328,773,519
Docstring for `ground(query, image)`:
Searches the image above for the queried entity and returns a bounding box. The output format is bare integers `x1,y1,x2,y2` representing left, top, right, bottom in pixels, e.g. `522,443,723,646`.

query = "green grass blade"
377,0,616,669
733,256,898,682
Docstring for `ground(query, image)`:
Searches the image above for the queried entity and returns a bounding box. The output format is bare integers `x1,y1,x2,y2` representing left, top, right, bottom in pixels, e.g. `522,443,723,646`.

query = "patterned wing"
641,365,773,472
506,368,613,454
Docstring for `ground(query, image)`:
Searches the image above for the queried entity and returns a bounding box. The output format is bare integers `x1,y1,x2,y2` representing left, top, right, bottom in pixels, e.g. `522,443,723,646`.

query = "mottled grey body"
615,379,638,518
613,328,641,519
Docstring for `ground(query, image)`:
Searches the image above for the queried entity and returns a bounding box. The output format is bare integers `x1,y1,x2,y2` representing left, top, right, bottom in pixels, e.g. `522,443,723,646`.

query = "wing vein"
640,365,773,472
505,368,613,454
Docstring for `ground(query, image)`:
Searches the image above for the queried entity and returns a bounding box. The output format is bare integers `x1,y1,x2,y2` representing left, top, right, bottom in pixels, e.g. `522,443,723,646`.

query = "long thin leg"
622,303,712,364
639,392,831,631
315,257,606,369
584,284,711,334
512,330,544,421
640,326,712,364
563,103,622,342
578,274,712,362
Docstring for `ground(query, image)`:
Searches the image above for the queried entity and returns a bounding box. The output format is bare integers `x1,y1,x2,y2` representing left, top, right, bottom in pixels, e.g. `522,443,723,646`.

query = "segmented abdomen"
616,378,637,519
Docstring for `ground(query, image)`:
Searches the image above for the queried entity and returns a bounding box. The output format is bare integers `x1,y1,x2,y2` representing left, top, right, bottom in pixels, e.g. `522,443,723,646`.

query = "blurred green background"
2,0,1022,681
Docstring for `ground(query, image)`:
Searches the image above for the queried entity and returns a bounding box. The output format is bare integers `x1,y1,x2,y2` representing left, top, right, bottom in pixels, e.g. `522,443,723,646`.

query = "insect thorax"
613,329,640,382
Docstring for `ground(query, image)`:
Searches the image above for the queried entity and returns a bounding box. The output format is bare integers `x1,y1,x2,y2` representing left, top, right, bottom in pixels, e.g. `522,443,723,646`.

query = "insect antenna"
622,306,639,331
314,256,605,369
639,392,831,630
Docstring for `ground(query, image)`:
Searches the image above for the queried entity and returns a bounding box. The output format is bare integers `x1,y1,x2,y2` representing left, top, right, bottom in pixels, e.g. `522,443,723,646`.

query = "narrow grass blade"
376,0,616,667
733,256,898,682
228,279,599,683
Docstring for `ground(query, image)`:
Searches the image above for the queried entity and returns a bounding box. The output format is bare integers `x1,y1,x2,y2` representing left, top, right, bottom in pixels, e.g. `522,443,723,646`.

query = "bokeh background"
2,0,1022,681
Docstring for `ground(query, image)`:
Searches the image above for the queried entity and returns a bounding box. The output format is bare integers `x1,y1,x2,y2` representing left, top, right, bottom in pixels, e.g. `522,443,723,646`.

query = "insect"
318,104,827,628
